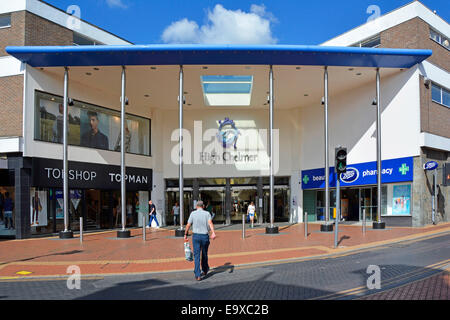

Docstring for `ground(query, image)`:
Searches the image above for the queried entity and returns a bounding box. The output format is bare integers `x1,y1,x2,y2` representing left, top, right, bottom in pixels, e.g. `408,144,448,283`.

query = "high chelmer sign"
32,157,152,191
301,157,413,189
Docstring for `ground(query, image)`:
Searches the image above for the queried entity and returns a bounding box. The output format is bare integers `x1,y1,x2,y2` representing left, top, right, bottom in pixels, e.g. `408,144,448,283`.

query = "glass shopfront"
28,157,152,235
165,177,290,225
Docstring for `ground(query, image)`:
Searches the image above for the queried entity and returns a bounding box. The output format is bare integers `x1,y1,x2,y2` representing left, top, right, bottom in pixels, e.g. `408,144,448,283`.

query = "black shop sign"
32,157,152,191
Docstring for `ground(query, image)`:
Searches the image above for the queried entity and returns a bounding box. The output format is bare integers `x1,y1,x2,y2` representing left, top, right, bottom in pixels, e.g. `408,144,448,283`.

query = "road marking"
310,258,450,300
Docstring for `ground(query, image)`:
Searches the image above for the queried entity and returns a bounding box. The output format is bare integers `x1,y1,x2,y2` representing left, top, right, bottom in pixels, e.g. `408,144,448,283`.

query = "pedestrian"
147,199,159,229
205,201,214,220
172,201,180,226
247,201,256,228
3,192,14,230
184,200,216,281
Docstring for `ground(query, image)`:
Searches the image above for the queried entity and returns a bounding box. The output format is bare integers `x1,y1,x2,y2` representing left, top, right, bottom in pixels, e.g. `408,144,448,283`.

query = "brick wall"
0,75,24,137
24,11,73,46
419,75,450,139
0,11,74,138
0,11,25,56
381,17,449,72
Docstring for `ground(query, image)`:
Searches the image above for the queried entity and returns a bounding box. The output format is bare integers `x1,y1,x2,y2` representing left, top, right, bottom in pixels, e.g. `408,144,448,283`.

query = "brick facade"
0,11,73,138
0,11,26,56
419,75,450,139
0,75,24,137
24,11,73,46
381,17,449,72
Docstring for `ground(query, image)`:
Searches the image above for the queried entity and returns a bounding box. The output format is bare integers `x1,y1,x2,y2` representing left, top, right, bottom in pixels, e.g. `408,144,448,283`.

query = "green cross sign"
303,175,309,184
399,163,409,175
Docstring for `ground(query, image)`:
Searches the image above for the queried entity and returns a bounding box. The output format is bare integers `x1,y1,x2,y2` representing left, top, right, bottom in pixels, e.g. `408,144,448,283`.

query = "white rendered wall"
299,66,421,171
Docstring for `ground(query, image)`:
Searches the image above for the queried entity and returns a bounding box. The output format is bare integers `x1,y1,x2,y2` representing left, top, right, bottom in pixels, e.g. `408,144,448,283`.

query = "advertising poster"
30,189,48,227
392,185,411,215
38,97,80,145
80,109,110,150
70,190,82,211
56,190,64,219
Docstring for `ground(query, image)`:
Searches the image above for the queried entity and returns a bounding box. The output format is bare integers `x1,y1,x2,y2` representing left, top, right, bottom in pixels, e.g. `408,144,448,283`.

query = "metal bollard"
143,215,146,241
304,211,308,239
242,214,245,239
362,208,366,235
80,217,83,243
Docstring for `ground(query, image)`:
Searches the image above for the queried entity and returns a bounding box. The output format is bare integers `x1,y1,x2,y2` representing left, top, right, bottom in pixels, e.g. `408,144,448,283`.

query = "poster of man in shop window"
30,188,48,226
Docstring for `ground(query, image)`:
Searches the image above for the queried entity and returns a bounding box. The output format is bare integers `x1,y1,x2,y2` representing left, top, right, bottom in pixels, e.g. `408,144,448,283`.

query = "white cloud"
161,4,277,44
106,0,128,9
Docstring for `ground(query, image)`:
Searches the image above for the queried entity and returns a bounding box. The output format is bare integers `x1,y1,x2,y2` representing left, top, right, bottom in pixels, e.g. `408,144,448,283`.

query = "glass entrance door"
360,187,377,221
199,187,225,223
231,186,257,223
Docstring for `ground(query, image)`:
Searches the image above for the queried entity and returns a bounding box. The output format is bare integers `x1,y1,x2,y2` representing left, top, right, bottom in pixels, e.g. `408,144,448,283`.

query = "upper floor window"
431,83,450,108
351,34,381,48
73,32,103,46
429,28,449,50
0,14,11,29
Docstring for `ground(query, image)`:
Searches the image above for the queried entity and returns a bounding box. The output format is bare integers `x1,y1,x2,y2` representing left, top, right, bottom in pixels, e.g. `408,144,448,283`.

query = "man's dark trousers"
192,233,210,278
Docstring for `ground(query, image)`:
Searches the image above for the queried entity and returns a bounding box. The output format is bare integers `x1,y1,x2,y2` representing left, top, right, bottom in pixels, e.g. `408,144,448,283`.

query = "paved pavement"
0,232,449,300
0,222,449,279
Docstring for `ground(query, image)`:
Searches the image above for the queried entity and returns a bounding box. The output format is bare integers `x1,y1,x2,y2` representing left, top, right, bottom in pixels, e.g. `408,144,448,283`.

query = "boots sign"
32,157,152,191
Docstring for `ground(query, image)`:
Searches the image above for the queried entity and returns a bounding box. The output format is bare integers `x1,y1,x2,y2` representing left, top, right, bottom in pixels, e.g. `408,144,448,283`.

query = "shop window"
0,14,11,28
429,28,449,50
34,91,151,156
431,83,450,108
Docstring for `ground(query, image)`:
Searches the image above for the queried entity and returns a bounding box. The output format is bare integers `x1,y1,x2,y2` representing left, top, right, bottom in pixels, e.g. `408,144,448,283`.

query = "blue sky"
46,0,449,44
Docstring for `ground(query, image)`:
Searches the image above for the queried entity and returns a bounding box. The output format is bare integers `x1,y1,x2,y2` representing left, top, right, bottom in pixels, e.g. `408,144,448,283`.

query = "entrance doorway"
341,188,359,221
231,186,257,223
199,187,225,223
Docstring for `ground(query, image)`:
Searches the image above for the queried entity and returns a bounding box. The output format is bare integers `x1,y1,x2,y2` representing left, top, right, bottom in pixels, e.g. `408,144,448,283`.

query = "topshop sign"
32,157,152,191
301,157,413,189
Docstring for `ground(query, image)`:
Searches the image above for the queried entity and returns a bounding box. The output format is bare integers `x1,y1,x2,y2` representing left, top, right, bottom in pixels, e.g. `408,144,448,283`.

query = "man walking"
147,199,159,229
184,200,216,281
172,202,180,226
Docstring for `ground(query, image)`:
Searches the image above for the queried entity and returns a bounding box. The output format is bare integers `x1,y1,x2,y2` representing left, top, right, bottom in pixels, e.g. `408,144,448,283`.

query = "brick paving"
0,222,449,279
360,269,449,300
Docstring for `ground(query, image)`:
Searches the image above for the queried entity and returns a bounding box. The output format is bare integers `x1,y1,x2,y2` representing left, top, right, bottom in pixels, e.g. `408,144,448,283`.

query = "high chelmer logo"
216,118,240,149
340,167,359,183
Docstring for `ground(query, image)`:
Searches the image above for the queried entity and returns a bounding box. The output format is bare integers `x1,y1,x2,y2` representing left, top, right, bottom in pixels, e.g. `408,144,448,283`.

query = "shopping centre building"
0,0,449,238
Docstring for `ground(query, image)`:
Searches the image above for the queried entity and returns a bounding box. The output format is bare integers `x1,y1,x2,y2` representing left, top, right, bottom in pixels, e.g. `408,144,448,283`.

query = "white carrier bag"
184,240,193,261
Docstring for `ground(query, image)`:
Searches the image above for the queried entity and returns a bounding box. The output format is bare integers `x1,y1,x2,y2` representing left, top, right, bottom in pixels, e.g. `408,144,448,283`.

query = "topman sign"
32,157,152,191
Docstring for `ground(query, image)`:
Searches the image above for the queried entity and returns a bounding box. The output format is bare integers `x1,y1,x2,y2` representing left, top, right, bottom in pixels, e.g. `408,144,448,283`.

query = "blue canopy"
6,44,431,68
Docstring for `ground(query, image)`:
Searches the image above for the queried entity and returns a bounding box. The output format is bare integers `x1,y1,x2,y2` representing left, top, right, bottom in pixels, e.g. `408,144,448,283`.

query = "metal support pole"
334,175,340,248
266,65,278,234
304,211,308,239
432,169,436,225
143,215,146,241
60,67,73,239
242,214,245,239
175,65,185,237
117,66,130,238
373,68,385,229
363,208,366,235
321,66,333,232
79,217,83,243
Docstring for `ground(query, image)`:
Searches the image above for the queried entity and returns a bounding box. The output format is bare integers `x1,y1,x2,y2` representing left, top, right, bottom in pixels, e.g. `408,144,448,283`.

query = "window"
73,32,103,46
429,28,449,50
431,83,450,108
34,91,151,156
201,75,253,106
0,14,11,28
350,34,381,48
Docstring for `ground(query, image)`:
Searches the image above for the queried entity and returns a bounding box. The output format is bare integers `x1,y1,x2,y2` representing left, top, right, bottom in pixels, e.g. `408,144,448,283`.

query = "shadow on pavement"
0,250,84,266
